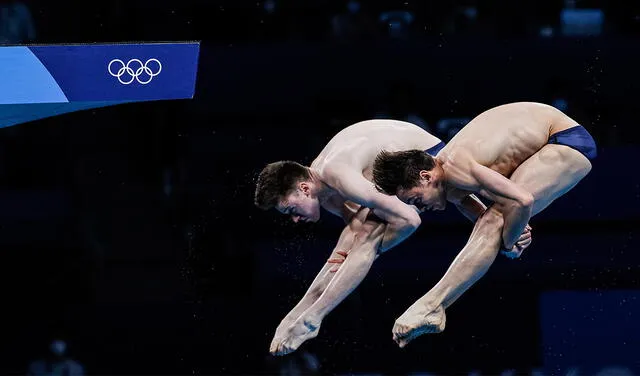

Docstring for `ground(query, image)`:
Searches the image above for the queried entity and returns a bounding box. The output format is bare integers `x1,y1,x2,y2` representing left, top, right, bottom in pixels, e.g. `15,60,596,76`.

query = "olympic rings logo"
107,58,162,85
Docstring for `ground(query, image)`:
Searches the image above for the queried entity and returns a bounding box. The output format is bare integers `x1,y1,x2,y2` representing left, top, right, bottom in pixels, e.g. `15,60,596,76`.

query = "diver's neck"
436,158,453,199
308,168,333,203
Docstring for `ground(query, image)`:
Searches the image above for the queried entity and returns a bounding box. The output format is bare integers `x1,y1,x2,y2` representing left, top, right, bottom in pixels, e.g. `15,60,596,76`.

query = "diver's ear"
419,170,432,183
299,181,311,195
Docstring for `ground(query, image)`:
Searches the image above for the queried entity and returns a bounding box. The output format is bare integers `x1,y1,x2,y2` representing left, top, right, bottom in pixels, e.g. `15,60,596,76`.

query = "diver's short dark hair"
254,161,311,210
373,149,436,195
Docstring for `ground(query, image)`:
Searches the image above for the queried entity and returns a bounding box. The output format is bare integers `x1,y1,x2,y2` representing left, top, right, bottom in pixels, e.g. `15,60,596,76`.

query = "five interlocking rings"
107,58,162,85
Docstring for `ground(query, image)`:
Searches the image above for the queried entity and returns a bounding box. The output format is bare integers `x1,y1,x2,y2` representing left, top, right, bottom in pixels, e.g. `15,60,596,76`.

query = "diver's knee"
570,153,592,182
581,158,592,176
553,144,593,177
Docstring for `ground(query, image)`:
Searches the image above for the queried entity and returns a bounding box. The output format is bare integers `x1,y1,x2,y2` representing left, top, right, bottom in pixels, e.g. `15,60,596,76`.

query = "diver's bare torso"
439,102,580,197
311,120,442,217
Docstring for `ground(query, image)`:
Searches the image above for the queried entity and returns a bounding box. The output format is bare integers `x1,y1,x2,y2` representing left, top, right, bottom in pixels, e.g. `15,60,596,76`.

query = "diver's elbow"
516,192,534,211
404,210,422,231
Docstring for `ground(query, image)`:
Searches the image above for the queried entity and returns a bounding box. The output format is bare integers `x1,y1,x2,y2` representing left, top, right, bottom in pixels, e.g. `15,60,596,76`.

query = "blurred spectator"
27,339,85,376
561,9,604,37
264,0,276,15
330,0,377,42
444,5,480,35
0,0,36,44
379,7,415,40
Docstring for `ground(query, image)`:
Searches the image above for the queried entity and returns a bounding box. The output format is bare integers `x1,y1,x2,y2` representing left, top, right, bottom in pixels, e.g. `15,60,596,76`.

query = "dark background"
1,1,639,375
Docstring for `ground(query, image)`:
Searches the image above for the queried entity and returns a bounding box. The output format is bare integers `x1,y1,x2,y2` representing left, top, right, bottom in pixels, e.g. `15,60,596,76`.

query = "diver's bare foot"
271,316,321,356
392,304,446,348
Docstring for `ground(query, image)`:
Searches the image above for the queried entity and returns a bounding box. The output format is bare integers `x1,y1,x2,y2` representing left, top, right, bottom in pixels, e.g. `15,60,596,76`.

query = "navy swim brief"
425,141,446,156
547,125,597,160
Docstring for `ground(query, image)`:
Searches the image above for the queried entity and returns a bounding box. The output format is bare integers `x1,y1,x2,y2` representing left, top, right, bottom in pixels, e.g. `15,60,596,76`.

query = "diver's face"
276,183,321,223
397,170,447,212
